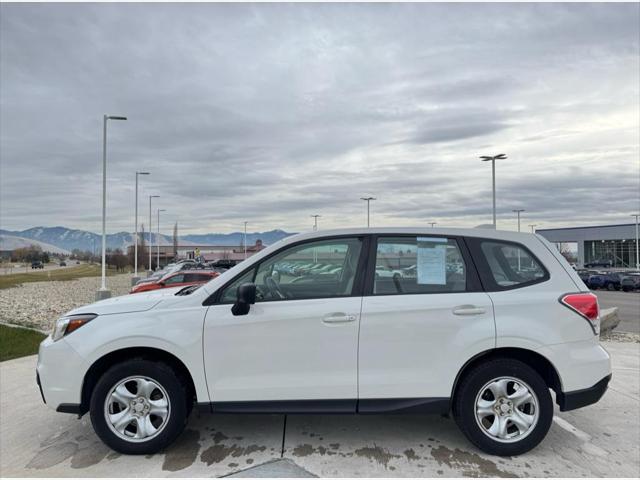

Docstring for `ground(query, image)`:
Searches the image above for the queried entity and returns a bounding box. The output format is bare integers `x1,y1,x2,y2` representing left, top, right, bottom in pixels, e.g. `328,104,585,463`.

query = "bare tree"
558,242,576,263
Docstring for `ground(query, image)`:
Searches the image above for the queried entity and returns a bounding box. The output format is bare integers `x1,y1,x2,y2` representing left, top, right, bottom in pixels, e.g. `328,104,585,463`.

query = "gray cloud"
0,2,638,235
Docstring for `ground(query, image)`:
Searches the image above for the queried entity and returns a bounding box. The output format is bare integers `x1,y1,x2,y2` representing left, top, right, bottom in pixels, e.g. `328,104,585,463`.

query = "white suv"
37,228,611,456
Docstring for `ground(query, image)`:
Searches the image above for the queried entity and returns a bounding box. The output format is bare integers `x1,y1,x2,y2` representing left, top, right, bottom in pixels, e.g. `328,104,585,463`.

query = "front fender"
64,306,209,403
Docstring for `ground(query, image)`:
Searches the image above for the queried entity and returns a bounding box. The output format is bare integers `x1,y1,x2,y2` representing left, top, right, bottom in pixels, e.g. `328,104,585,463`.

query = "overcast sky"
1,3,638,235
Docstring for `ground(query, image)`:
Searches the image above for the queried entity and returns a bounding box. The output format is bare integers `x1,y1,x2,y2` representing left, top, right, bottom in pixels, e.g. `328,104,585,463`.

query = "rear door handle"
452,305,486,316
322,313,357,324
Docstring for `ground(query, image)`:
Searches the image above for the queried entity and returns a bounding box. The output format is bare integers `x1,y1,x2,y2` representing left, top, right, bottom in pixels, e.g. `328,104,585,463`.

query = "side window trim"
362,234,482,296
466,236,550,291
203,234,371,306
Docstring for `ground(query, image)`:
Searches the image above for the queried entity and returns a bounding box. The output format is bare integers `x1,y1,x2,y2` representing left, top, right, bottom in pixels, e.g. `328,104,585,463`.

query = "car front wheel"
454,358,553,456
90,359,189,454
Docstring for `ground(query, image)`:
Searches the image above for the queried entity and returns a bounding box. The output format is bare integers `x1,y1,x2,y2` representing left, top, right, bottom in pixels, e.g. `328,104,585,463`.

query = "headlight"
51,314,97,341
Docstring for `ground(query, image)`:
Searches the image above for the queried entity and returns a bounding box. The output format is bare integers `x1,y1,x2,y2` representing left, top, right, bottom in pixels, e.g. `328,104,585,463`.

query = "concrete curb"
600,307,620,335
0,321,48,335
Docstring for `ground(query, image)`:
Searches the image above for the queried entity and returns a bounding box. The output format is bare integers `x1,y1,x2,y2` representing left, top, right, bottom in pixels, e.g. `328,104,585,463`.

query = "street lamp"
360,197,376,227
133,171,150,285
311,215,321,231
148,195,159,271
529,224,538,233
480,153,507,229
97,114,127,301
512,209,525,232
157,209,166,270
632,214,640,269
243,221,248,259
428,222,437,228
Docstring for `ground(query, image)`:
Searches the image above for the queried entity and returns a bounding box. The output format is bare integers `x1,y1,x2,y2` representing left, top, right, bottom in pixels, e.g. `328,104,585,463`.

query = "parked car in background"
130,270,219,294
210,259,240,270
587,273,622,291
31,261,44,269
621,273,640,292
59,261,67,267
576,269,599,285
584,259,613,268
38,228,611,457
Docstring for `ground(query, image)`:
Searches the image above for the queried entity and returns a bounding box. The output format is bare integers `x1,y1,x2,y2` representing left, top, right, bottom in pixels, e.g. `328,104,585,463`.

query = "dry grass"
0,264,126,290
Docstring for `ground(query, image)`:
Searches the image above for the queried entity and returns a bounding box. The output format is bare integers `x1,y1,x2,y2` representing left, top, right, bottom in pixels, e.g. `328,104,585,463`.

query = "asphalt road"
1,341,638,477
0,262,82,276
594,290,640,334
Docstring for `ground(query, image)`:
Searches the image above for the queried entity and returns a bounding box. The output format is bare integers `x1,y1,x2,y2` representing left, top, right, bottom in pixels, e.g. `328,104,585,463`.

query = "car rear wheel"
90,359,189,454
454,358,553,456
607,283,616,291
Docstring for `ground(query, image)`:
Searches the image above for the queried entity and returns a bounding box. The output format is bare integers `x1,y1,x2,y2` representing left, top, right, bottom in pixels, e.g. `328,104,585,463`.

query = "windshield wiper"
175,285,201,296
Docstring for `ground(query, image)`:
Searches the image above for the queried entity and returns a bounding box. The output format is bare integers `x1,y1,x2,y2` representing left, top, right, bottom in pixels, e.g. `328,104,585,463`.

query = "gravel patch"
600,331,640,343
0,274,132,332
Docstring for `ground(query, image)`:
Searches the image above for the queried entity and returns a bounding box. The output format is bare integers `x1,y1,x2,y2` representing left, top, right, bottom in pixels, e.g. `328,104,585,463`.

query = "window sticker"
416,237,447,285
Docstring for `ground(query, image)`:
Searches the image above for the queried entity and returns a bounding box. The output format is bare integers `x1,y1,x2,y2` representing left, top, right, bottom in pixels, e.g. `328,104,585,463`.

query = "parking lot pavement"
594,290,640,334
1,341,638,478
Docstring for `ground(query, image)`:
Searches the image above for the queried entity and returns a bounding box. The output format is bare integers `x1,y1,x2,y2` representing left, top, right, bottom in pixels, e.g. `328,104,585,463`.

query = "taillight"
560,292,600,335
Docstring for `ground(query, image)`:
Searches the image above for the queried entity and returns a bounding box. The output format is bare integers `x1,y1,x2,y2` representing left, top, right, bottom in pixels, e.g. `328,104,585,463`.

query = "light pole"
512,209,525,232
428,222,437,228
360,197,376,227
480,153,507,229
311,215,321,231
157,209,166,270
632,214,640,269
243,221,248,259
529,224,538,234
148,195,159,272
133,171,150,285
97,114,127,301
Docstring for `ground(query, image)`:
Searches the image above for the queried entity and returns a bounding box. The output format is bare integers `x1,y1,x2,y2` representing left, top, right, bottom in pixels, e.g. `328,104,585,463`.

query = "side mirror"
158,281,165,286
231,283,256,316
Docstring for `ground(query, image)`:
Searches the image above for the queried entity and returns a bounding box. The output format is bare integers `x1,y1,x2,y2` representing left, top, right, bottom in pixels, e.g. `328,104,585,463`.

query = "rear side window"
373,236,467,295
164,274,185,285
478,240,548,289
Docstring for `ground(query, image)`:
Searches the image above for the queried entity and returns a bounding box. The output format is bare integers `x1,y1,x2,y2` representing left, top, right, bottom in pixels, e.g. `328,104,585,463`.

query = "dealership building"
537,223,639,269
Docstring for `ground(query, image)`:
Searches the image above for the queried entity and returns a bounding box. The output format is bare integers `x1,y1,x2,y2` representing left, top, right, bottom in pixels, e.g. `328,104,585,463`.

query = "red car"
130,270,219,294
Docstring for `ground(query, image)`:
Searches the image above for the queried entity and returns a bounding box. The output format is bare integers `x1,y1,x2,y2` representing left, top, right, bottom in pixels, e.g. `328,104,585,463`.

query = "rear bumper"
557,374,611,411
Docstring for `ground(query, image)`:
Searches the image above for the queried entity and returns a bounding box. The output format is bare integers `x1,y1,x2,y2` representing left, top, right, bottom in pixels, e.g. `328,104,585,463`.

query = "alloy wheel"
103,376,171,443
474,376,539,443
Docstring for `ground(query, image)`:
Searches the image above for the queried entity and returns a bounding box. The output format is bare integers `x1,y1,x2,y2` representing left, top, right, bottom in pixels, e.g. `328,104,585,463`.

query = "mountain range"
0,226,295,253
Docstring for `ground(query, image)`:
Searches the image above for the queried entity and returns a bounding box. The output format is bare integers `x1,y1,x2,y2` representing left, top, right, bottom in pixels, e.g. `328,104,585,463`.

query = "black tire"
453,358,553,456
90,359,189,454
607,283,615,291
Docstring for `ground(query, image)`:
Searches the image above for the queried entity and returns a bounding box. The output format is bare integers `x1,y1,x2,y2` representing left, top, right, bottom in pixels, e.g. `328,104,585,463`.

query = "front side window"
253,238,363,301
479,240,547,288
219,238,363,303
374,237,467,294
219,268,255,303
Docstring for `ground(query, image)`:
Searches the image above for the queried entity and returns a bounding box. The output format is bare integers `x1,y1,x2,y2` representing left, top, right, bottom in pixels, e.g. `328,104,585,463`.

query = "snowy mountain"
0,226,295,253
0,234,70,255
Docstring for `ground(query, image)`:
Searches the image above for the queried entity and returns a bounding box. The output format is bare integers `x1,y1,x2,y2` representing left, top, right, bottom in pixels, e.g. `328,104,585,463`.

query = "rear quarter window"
469,238,549,291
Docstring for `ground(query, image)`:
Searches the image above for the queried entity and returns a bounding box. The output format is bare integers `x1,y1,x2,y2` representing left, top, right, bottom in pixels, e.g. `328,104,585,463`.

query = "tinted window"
164,274,185,284
374,237,467,294
183,273,210,283
480,241,547,288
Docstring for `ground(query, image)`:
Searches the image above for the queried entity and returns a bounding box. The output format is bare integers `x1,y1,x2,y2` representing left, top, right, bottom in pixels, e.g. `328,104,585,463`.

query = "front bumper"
557,374,612,411
36,335,85,412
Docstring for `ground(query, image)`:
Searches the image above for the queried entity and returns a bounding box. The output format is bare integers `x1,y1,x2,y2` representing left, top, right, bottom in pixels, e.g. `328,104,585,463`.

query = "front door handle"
452,305,486,316
322,313,357,324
